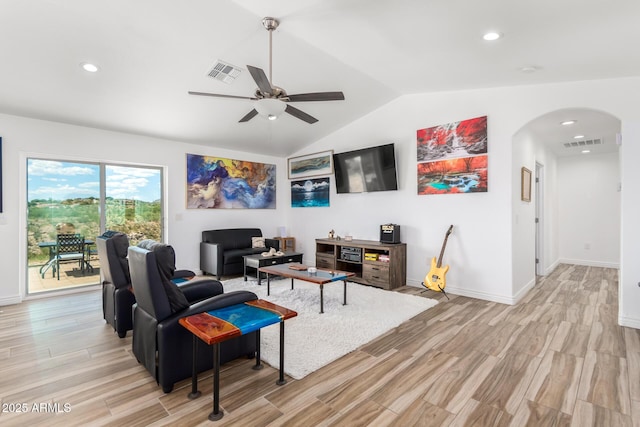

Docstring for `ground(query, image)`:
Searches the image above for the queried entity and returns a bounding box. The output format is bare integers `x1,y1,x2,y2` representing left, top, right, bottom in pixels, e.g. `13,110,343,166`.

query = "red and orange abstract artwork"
417,116,488,195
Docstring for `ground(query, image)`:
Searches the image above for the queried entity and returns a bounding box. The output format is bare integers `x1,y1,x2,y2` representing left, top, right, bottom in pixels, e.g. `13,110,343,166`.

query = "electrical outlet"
584,243,590,250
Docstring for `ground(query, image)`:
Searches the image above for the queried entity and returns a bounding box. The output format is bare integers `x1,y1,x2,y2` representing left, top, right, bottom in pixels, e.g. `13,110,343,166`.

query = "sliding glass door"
27,159,163,294
105,165,162,245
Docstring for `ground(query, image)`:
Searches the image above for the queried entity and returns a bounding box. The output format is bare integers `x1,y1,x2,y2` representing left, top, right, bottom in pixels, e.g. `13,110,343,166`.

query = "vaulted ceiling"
1,0,637,156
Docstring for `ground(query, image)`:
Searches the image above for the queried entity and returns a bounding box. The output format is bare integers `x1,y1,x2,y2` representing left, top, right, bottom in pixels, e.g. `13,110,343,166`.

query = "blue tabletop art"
207,304,282,335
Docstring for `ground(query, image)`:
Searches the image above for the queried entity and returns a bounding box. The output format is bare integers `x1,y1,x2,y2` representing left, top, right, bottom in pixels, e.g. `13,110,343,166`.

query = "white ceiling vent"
207,61,242,84
563,138,603,148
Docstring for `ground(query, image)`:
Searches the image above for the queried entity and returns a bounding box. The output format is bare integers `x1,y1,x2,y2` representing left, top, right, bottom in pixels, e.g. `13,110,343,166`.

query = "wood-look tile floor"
1,264,637,426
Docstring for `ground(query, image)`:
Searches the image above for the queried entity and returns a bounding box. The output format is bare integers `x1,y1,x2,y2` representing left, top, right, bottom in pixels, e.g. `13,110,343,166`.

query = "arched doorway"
512,108,621,296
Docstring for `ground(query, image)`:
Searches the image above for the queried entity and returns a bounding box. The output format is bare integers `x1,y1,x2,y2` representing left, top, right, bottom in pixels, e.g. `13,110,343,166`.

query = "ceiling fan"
188,17,345,124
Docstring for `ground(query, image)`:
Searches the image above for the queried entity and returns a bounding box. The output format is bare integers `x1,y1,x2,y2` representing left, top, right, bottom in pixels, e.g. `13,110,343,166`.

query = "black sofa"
128,241,257,393
200,228,280,279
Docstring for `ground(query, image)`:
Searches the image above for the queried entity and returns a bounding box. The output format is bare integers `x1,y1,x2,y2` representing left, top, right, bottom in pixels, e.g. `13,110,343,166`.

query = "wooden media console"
315,238,407,290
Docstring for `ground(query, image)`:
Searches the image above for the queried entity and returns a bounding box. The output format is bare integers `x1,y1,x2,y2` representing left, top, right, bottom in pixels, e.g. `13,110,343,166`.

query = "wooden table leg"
276,321,287,385
188,336,201,399
267,273,271,296
209,343,223,421
320,284,324,314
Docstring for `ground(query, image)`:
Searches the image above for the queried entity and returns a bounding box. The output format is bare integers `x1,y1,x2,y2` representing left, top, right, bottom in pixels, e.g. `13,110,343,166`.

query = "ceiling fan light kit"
255,98,286,120
189,17,345,124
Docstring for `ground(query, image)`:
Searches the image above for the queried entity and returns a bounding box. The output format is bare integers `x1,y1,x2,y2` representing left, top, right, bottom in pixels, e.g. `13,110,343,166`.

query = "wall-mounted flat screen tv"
333,143,398,193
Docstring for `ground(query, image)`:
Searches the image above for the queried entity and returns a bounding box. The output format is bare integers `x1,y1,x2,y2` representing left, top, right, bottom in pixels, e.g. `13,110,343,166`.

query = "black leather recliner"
98,232,135,338
128,242,258,393
97,232,197,338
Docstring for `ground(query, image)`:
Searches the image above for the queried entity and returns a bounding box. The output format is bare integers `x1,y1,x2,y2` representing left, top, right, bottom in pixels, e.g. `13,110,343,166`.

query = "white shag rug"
222,276,438,380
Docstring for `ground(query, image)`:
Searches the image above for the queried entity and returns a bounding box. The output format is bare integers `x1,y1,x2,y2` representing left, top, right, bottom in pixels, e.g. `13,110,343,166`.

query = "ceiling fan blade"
285,104,318,124
246,65,274,96
188,91,257,101
286,92,345,102
239,109,259,123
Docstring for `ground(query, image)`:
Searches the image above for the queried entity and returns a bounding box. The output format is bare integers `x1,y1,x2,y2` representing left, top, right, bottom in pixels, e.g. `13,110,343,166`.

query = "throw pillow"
252,237,266,248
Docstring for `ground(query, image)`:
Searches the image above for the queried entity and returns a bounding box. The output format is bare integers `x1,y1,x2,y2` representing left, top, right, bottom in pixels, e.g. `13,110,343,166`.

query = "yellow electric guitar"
422,225,454,299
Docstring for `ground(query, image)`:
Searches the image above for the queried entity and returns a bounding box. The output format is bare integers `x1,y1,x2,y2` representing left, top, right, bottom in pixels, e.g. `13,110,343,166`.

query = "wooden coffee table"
258,263,355,313
243,251,303,285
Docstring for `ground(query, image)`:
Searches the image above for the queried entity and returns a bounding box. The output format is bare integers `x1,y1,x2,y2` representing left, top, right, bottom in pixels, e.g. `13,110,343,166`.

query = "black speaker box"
380,224,401,244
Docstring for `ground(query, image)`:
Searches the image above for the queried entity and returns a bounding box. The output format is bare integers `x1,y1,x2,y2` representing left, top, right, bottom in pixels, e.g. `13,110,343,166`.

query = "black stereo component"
340,246,362,262
380,223,401,244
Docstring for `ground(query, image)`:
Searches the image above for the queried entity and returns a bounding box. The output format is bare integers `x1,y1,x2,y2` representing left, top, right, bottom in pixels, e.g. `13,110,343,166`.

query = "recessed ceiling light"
561,120,576,126
81,62,99,73
574,135,585,139
518,66,540,73
483,32,502,41
581,150,591,154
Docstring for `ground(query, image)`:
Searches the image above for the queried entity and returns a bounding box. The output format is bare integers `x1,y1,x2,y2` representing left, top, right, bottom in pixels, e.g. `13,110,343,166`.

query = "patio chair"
55,233,86,280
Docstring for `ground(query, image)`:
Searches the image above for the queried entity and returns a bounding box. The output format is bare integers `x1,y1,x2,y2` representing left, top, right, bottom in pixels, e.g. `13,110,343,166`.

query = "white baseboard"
545,259,560,276
407,257,617,306
407,279,515,305
406,279,425,289
558,258,619,269
0,294,23,306
513,277,536,304
619,315,640,330
444,285,517,305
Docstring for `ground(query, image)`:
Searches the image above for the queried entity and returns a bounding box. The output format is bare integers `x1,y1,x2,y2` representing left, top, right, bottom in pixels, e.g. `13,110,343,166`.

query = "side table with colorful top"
179,299,297,421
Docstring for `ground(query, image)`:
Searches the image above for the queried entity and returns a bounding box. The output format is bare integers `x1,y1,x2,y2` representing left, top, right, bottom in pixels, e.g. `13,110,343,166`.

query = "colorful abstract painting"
291,177,330,207
186,154,276,209
417,116,488,195
417,116,487,162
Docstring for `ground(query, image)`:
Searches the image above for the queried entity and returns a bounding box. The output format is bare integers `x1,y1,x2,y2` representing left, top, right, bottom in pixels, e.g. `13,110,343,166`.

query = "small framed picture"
521,167,532,202
287,150,333,180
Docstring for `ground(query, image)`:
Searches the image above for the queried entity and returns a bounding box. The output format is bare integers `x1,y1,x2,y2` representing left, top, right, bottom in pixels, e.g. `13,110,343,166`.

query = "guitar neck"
436,241,447,268
436,225,453,268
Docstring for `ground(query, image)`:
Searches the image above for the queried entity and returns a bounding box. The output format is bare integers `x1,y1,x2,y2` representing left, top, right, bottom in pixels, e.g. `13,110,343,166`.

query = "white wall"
510,128,562,297
288,95,514,303
619,121,640,328
557,152,620,267
542,152,560,275
0,113,287,305
287,77,640,316
2,76,640,328
511,130,539,298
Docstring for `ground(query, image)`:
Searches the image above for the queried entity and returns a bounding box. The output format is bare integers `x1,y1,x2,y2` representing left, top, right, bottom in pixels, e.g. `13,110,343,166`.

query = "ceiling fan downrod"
262,17,279,85
188,15,343,124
